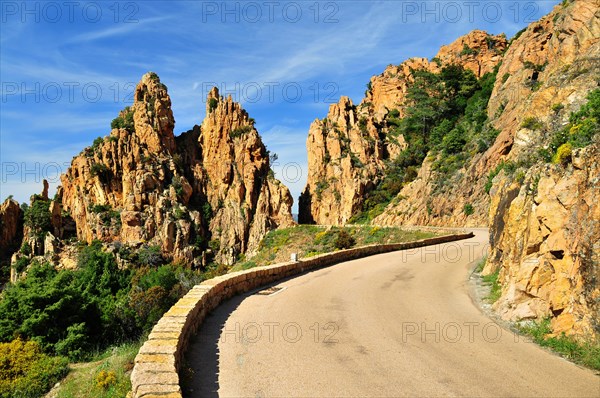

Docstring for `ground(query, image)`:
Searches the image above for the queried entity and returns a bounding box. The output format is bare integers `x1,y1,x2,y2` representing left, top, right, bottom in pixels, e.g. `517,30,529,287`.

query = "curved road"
185,229,599,397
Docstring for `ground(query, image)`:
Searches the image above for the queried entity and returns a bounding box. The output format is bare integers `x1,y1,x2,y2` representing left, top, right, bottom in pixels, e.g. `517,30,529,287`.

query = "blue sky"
0,0,559,212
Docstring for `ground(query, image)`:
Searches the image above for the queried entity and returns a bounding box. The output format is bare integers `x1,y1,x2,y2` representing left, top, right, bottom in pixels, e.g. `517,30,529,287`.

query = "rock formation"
487,142,600,337
481,0,600,338
376,0,599,228
59,73,293,266
0,198,23,274
300,30,507,225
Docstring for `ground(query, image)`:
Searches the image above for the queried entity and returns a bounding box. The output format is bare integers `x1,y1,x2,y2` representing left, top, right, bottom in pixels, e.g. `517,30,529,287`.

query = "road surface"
184,229,600,397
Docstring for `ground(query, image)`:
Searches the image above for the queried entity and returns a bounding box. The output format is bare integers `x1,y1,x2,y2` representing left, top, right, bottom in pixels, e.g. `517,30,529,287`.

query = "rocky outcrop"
60,73,292,266
486,142,600,338
480,0,600,338
190,88,294,262
365,31,507,123
299,96,385,224
376,0,599,228
0,199,23,268
484,0,599,171
300,30,507,225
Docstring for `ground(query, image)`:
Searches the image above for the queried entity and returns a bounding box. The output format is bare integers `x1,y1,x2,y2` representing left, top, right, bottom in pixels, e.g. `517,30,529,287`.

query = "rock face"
299,96,385,224
60,73,293,266
0,199,23,267
487,143,600,338
376,0,599,228
481,0,600,338
299,30,507,225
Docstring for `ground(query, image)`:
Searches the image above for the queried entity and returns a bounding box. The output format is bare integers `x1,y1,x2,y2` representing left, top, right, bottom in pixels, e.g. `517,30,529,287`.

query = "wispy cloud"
66,16,172,43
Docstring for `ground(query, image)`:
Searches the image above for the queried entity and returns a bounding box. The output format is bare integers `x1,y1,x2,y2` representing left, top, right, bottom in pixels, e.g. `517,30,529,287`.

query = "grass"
475,257,501,304
518,318,600,371
230,225,438,272
51,340,142,398
481,269,501,303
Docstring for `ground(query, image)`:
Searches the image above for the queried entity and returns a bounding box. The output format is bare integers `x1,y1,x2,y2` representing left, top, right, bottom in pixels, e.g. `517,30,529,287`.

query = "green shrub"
19,242,31,256
173,205,189,221
482,269,501,303
24,198,52,238
441,127,466,155
334,230,356,250
510,27,527,44
521,116,543,130
171,175,184,198
110,107,135,132
137,245,164,267
230,125,252,139
523,61,547,72
484,162,506,194
201,202,213,224
90,163,110,178
463,203,474,216
91,137,104,151
208,98,218,112
460,44,477,56
91,204,112,213
14,257,29,274
552,103,564,113
519,318,600,370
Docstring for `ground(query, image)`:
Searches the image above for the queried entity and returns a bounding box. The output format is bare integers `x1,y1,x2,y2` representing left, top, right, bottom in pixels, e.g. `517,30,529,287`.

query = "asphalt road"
184,229,600,397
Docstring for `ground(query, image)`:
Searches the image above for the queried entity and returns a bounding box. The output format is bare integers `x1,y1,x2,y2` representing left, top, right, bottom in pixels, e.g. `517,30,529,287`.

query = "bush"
90,163,110,178
208,98,218,112
463,203,474,216
460,44,477,56
91,204,112,213
0,339,69,398
137,245,164,267
91,137,104,151
519,318,600,371
441,127,466,155
230,125,252,139
13,257,29,274
95,370,117,390
19,242,31,256
111,107,135,132
24,198,52,238
171,175,184,198
482,269,501,303
521,116,543,130
334,230,356,250
553,143,572,165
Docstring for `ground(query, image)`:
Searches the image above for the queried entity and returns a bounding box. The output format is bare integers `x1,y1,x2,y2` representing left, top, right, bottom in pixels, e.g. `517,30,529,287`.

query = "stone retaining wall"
130,232,474,397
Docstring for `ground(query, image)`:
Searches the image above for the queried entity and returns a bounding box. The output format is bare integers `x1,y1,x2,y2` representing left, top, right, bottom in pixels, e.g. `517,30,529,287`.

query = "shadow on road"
181,272,307,398
182,292,246,397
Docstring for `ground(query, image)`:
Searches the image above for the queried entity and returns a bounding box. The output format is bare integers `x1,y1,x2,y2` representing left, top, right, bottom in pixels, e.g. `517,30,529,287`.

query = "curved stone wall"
130,232,474,397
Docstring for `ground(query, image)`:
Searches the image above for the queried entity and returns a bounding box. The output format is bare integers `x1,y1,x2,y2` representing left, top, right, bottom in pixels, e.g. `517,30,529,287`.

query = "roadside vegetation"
50,340,141,398
0,241,204,397
474,259,600,372
518,319,600,371
231,225,437,271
